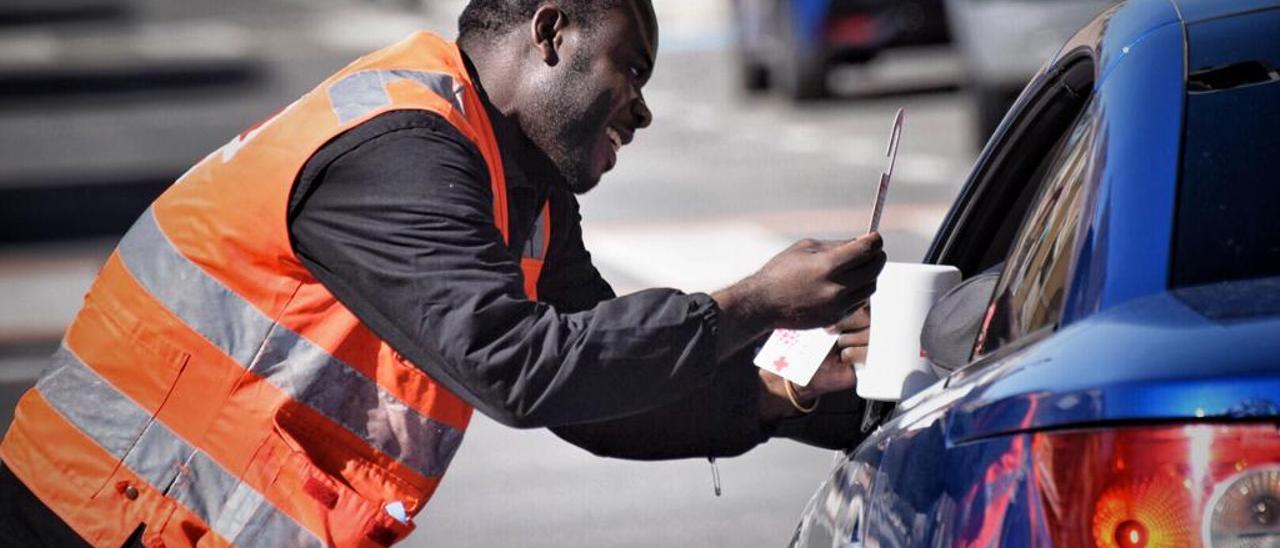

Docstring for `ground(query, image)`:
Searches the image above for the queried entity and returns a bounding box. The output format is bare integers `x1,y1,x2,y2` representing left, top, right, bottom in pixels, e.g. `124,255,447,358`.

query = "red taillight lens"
1092,471,1196,547
1033,424,1280,547
824,14,876,46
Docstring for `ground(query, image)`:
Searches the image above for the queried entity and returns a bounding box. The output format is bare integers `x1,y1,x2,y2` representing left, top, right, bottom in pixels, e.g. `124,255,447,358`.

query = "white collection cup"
855,262,962,402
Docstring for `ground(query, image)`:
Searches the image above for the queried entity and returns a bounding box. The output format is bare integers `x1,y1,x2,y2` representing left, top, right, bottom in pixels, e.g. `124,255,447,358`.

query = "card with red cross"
753,327,838,387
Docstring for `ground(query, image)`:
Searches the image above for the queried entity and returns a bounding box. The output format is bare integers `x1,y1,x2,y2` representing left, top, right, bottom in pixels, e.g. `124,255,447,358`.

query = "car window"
929,57,1094,280
977,98,1099,356
1171,10,1280,288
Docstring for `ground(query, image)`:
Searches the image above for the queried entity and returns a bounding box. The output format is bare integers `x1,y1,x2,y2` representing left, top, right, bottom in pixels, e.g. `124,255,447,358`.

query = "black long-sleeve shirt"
287,82,865,460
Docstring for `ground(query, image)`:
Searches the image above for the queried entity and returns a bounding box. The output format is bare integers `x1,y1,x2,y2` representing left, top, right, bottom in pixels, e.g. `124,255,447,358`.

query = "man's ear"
530,5,567,67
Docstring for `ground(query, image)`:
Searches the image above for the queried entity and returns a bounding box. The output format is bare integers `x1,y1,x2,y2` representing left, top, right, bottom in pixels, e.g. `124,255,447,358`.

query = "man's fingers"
832,306,871,332
840,346,865,365
838,331,868,349
827,232,884,269
830,250,887,287
838,282,877,311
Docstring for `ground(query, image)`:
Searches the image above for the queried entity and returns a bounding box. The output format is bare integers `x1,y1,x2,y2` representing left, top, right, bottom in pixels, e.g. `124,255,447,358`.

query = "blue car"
792,0,1280,545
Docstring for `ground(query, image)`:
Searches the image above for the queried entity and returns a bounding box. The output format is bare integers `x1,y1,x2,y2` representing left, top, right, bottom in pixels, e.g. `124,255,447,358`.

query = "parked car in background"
731,0,950,100
791,0,1280,545
946,0,1116,141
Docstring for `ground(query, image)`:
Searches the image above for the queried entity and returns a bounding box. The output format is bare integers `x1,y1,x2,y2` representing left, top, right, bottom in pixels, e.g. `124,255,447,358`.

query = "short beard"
525,49,612,194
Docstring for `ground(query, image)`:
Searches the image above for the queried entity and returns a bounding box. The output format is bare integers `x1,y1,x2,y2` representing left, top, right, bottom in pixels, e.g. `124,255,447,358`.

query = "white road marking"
584,221,791,294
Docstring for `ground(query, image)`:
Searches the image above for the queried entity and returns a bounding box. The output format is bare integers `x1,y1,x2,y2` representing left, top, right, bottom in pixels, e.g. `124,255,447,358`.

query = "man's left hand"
803,304,870,395
758,305,871,418
833,304,871,366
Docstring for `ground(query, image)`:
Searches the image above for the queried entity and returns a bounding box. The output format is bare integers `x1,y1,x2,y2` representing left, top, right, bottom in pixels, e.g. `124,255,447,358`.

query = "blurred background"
0,0,1111,545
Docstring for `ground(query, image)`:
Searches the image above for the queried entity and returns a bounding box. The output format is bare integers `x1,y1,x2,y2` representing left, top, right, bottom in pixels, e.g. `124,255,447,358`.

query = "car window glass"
977,98,1099,356
1172,11,1280,288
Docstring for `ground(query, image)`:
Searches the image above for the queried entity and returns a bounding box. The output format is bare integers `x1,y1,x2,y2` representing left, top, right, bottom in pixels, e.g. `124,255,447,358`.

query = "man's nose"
632,94,652,129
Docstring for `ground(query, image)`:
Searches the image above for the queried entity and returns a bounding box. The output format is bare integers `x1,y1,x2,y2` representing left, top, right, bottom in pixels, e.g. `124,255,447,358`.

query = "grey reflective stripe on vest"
328,69,464,124
523,205,548,260
116,209,464,479
36,346,322,546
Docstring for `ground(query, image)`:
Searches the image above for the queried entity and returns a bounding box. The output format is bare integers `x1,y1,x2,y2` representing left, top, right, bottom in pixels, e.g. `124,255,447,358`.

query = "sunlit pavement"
0,0,979,545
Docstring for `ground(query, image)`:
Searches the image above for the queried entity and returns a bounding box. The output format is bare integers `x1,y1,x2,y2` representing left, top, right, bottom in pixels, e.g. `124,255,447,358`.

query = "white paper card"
753,328,838,387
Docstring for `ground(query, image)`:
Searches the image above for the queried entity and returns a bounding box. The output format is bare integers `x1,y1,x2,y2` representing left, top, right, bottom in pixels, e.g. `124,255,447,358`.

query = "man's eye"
629,66,644,81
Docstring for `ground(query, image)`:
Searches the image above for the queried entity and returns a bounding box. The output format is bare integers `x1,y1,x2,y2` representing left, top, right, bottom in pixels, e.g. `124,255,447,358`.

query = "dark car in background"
790,0,1280,545
731,0,950,99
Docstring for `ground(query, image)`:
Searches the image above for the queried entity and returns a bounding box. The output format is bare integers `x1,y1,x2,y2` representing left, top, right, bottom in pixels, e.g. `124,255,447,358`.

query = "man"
0,0,884,545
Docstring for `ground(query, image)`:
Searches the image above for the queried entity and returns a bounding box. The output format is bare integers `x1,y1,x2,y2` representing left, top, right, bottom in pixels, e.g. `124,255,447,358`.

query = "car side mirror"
920,267,1002,376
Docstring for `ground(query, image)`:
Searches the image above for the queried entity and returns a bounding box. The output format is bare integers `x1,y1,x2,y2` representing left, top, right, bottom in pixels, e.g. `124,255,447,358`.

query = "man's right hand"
713,232,886,360
749,233,885,328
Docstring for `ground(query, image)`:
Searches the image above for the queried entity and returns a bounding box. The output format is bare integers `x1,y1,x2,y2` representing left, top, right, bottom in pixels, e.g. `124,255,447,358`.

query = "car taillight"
825,14,876,46
1032,423,1280,547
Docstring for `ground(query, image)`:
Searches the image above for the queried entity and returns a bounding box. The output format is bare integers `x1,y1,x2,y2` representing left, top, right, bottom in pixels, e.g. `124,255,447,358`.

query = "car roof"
1173,0,1280,24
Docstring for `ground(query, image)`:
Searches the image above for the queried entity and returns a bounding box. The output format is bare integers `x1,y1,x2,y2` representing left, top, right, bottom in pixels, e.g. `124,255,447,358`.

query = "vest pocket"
267,401,421,545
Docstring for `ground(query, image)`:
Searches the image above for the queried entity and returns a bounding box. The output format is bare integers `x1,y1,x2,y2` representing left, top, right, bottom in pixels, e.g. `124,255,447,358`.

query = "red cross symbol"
773,356,789,372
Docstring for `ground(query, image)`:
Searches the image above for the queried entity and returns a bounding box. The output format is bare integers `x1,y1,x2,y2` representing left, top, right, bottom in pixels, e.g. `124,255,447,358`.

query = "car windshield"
1171,9,1280,288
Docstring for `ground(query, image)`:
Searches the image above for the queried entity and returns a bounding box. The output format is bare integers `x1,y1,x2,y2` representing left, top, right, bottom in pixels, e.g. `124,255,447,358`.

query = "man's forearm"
711,278,775,362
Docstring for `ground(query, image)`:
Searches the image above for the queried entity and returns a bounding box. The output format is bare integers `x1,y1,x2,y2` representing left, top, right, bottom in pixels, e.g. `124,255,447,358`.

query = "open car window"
977,97,1100,356
923,56,1097,373
928,56,1095,280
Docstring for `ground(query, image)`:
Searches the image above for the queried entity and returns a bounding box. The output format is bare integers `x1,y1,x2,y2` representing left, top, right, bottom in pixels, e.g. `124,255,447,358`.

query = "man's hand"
749,234,884,329
713,233,885,360
757,305,871,420
801,304,872,394
831,305,871,366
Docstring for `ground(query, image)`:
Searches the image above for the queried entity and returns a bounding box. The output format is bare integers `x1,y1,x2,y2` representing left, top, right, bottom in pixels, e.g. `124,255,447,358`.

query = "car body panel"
1060,13,1185,323
1175,0,1280,23
947,281,1280,444
795,386,1047,546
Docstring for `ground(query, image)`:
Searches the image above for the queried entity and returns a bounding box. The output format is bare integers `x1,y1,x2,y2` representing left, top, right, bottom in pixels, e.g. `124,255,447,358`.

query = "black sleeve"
288,110,720,429
531,184,870,459
549,347,768,460
533,190,616,313
534,200,766,458
770,390,868,451
550,349,870,460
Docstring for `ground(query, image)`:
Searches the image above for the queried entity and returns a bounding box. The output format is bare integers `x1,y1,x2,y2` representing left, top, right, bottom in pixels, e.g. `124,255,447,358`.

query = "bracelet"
783,380,819,414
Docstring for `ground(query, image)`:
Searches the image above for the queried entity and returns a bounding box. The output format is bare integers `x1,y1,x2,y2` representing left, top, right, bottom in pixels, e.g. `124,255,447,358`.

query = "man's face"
525,1,657,194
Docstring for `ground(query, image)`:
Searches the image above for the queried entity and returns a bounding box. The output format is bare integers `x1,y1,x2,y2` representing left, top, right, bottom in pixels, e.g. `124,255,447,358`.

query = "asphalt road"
0,0,981,545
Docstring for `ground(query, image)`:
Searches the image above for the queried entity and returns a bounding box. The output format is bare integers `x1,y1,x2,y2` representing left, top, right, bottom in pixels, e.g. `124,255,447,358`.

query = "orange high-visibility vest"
1,32,550,547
